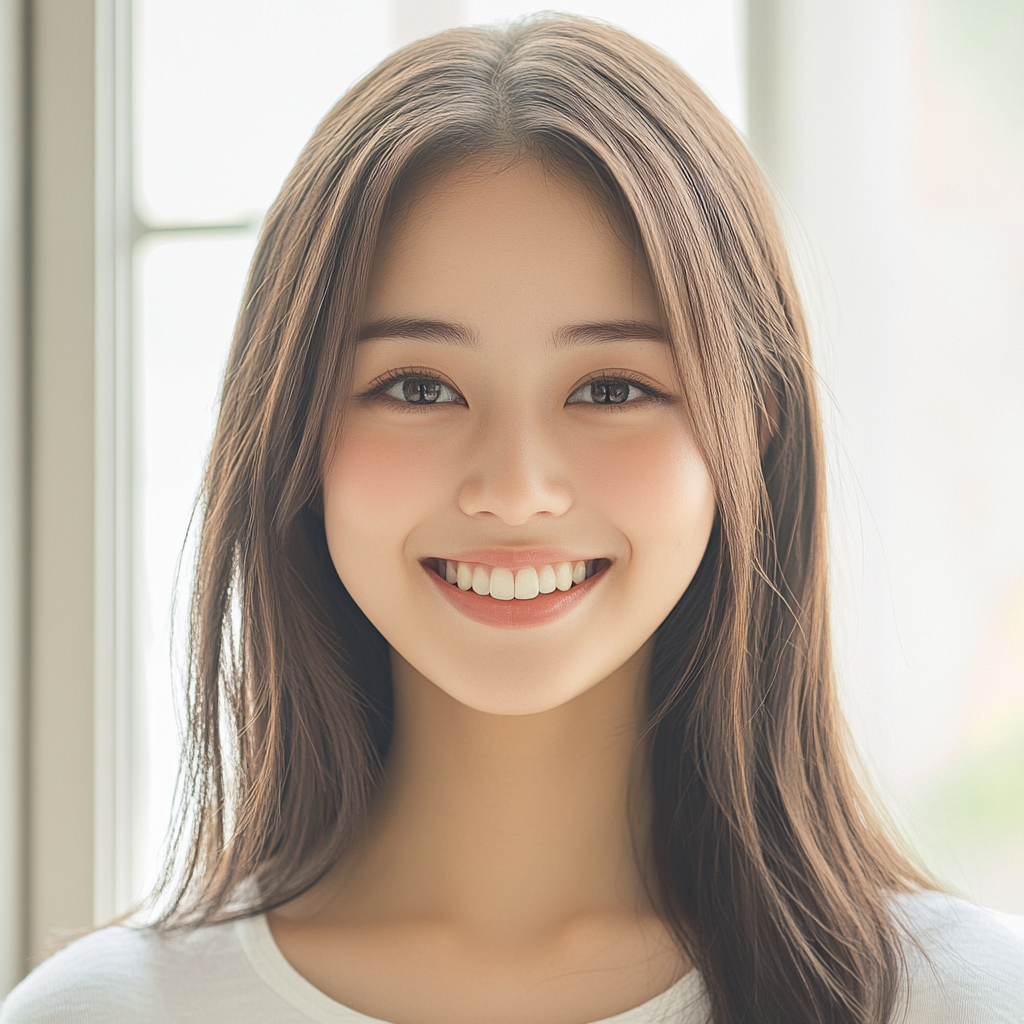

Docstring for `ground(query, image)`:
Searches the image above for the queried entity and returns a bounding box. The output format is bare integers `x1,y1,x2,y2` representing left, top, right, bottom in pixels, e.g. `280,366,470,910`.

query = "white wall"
763,0,1024,908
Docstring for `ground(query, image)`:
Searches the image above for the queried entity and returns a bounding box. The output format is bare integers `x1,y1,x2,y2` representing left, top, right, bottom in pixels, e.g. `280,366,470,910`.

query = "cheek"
578,420,715,544
323,418,447,561
574,419,716,620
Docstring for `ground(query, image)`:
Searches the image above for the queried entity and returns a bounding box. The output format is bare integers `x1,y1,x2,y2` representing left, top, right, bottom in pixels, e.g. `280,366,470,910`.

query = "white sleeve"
0,928,157,1024
896,892,1024,1023
0,920,299,1024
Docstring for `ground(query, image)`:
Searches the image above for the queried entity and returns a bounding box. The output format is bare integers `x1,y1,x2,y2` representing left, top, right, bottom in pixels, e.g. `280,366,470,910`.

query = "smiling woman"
3,13,1023,1024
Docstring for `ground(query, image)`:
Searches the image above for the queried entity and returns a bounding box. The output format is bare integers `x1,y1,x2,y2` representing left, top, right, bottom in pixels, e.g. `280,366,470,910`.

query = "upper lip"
431,548,604,569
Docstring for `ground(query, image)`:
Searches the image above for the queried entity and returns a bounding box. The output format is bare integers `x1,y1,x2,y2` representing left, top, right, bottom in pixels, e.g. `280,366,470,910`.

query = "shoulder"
0,919,266,1024
894,890,1024,1023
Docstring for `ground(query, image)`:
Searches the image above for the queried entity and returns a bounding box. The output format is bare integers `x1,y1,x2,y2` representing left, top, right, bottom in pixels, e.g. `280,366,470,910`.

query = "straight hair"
156,16,933,1023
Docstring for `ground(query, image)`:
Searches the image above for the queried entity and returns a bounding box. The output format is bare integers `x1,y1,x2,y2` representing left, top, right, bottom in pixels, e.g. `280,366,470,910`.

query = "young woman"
4,15,1022,1024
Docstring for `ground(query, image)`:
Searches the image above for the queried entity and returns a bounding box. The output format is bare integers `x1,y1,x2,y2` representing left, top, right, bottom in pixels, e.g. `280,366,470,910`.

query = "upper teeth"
439,560,592,600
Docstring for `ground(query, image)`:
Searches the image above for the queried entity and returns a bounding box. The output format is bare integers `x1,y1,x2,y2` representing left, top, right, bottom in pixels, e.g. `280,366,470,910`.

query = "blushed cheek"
579,423,715,553
323,422,447,562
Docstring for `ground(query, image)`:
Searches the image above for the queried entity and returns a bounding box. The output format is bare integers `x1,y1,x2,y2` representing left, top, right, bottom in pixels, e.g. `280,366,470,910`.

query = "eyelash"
358,367,467,409
357,367,672,409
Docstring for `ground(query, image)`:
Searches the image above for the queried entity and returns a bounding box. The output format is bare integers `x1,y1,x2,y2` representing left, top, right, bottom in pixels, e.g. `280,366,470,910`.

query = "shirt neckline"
234,913,703,1024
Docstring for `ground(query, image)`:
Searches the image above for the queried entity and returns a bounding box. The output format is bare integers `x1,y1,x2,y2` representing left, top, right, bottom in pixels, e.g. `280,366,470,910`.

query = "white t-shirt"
3,892,1023,1023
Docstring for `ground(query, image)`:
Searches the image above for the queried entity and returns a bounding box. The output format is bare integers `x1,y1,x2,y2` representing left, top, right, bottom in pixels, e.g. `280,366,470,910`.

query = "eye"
360,369,465,407
385,377,461,405
566,374,667,407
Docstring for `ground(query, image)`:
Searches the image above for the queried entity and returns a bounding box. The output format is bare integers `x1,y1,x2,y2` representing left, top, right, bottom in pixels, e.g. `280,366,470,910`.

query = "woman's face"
323,156,715,715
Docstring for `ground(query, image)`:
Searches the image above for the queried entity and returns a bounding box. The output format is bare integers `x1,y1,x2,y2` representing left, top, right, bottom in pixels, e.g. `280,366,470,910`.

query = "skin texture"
269,157,717,1024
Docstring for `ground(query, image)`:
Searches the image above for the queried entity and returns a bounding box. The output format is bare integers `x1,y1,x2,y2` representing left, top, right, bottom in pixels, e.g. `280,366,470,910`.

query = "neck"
326,643,655,939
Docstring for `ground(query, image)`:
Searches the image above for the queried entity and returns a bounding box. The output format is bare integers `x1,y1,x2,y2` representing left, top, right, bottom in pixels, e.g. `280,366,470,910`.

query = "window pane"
134,233,257,898
135,0,391,223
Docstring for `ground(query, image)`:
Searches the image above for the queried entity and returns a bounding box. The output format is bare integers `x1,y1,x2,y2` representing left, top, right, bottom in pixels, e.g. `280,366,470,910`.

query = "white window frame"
1,0,28,999
1,0,136,984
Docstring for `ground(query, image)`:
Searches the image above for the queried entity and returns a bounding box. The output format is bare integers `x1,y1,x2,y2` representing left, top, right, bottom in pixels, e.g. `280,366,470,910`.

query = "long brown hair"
157,15,932,1023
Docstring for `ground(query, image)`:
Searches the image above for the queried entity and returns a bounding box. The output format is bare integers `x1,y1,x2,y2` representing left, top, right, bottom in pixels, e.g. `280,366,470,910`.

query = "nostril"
456,473,573,524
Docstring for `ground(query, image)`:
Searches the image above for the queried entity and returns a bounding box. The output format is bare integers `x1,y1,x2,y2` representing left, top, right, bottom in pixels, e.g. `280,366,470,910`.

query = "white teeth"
537,565,557,594
554,562,573,591
472,565,490,595
490,567,515,601
441,559,601,600
514,566,539,600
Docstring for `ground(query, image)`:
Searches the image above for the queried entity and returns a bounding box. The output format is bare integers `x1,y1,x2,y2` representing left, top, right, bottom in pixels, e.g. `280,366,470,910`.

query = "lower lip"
427,565,608,628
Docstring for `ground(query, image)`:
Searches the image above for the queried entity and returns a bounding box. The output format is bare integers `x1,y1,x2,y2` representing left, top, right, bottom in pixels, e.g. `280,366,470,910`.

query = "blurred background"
1,0,1021,994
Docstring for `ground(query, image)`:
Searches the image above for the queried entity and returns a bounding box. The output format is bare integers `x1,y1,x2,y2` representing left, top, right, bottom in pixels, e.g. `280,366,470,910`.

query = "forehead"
363,155,661,331
380,152,640,256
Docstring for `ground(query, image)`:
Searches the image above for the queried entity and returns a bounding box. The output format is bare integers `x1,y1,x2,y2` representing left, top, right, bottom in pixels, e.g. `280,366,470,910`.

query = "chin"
399,639,638,717
440,677,593,717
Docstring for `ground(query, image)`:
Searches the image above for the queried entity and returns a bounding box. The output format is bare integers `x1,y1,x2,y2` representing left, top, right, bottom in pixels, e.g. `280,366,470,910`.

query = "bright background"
132,0,1024,911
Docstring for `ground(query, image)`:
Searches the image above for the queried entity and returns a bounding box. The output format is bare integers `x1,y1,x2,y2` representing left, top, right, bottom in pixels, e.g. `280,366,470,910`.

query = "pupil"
592,380,629,404
403,379,442,403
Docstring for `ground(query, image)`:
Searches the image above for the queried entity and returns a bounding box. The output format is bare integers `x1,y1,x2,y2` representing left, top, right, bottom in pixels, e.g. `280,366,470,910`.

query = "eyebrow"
551,320,667,348
357,317,476,347
356,316,667,348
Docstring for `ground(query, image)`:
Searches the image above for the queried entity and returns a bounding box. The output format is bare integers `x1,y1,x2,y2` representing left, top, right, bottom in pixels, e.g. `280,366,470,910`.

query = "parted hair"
158,15,933,1023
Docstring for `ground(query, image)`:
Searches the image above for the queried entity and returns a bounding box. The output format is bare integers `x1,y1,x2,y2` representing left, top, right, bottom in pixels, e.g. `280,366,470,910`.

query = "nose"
457,415,573,525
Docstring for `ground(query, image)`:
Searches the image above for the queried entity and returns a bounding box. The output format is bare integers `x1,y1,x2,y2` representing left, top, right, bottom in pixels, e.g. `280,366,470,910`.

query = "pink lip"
440,548,595,570
426,562,609,628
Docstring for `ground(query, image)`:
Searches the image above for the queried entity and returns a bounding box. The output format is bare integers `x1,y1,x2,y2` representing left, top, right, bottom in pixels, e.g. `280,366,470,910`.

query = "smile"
423,555,611,628
427,558,607,601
